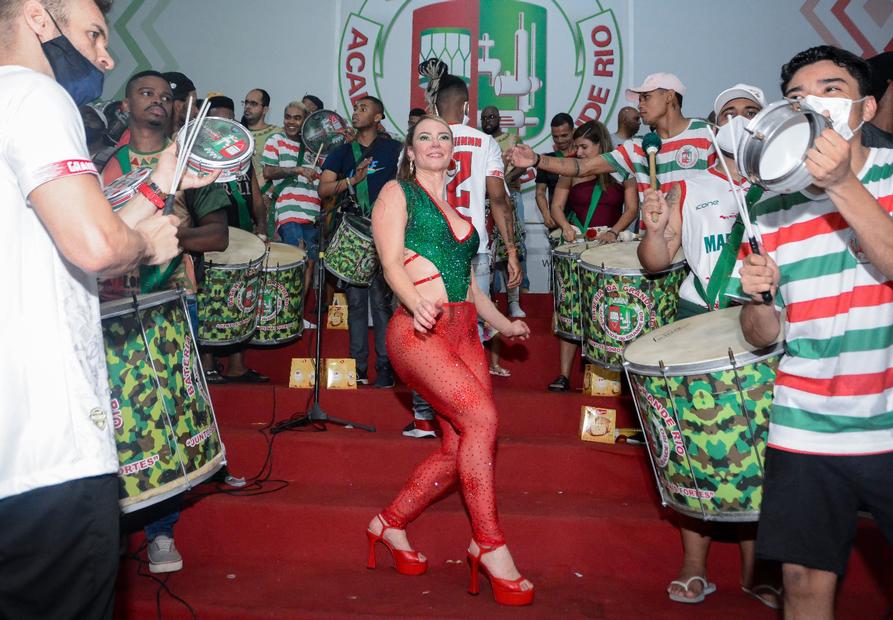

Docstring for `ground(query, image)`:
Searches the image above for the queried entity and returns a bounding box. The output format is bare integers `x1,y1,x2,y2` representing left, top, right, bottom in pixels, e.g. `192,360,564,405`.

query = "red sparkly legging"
381,302,505,548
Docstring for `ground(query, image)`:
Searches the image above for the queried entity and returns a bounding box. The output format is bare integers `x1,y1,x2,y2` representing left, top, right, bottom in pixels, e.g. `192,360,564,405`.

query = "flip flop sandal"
741,584,782,610
488,365,511,377
667,576,717,604
204,369,228,385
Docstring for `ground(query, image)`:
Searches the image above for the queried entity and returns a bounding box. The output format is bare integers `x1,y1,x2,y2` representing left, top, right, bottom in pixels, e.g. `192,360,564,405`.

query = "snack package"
583,364,622,396
327,292,348,330
580,406,617,443
289,358,316,388
325,358,357,390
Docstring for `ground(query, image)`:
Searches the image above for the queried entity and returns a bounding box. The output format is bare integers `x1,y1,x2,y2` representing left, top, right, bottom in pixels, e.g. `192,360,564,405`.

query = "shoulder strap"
114,145,132,174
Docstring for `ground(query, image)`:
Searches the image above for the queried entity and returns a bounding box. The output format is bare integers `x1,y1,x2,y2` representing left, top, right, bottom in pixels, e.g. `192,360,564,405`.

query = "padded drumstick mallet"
642,132,662,223
704,119,773,304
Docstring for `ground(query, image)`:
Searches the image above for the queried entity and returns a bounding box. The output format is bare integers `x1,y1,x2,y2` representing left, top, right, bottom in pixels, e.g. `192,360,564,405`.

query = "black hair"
408,107,426,117
674,92,683,107
303,94,324,110
253,88,271,107
125,70,167,97
434,74,468,110
360,95,385,119
550,112,574,129
781,45,871,97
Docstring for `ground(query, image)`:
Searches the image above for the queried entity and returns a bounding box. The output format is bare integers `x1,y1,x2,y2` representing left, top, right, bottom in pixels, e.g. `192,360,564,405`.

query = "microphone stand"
271,172,376,434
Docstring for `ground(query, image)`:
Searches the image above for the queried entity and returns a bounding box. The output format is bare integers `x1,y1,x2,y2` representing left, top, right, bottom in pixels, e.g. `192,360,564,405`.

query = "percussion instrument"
551,240,603,340
252,242,307,345
736,99,829,194
548,226,582,250
197,227,266,345
302,109,350,159
623,306,782,521
101,290,225,512
325,214,378,286
579,241,685,369
103,166,152,210
178,116,254,183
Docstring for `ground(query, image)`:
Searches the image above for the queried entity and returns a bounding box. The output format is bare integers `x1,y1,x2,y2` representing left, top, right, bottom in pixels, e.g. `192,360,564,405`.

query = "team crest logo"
338,1,623,147
231,280,259,314
675,144,698,169
647,413,670,468
596,296,645,341
847,231,869,264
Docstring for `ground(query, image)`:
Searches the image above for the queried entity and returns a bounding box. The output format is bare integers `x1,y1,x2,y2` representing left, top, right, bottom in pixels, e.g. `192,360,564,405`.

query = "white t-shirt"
447,123,505,254
678,168,749,307
0,66,117,500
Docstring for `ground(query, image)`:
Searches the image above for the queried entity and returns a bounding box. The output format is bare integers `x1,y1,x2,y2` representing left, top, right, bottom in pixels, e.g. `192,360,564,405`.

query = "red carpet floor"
115,294,893,619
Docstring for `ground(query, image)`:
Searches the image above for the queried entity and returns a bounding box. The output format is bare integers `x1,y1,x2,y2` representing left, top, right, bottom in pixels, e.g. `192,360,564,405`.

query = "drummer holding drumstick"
638,85,783,608
733,46,893,620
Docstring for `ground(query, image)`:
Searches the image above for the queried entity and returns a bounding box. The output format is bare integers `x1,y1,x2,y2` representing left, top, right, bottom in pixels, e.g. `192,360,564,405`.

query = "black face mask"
40,13,104,106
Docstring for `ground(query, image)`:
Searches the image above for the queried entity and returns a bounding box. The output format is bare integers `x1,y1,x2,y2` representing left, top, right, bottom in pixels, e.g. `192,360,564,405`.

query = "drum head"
266,242,306,267
757,114,811,180
302,109,349,158
182,117,254,168
623,306,783,375
553,241,597,257
580,241,684,274
100,290,182,319
206,227,266,265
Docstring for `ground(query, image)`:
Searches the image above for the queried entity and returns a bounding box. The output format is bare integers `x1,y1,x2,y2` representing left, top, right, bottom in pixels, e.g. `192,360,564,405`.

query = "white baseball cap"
625,73,687,102
713,83,767,116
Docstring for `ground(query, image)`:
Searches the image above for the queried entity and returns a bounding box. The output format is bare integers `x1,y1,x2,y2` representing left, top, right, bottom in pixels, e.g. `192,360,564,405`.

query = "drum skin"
252,243,307,345
101,292,225,512
325,215,378,286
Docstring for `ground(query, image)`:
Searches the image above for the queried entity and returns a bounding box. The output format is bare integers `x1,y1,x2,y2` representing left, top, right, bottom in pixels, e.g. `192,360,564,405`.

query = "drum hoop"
119,452,225,513
100,289,183,319
262,258,307,272
622,341,783,377
579,260,687,276
204,255,265,271
340,217,374,243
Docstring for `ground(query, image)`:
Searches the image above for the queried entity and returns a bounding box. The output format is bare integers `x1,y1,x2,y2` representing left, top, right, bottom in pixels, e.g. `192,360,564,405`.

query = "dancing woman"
368,116,534,606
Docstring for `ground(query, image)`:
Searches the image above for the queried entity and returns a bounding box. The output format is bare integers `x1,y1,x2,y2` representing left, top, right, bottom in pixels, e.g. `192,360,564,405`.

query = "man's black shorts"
756,447,893,576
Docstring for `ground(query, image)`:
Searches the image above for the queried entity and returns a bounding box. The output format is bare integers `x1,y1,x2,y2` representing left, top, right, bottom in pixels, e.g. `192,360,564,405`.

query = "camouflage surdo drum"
197,227,266,345
623,307,782,521
580,241,686,369
551,241,602,340
325,214,378,286
101,290,225,512
252,242,307,345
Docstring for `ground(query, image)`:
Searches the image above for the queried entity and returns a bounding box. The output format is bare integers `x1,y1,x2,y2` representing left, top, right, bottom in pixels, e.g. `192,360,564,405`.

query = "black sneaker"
548,375,570,392
374,367,396,389
357,371,369,385
402,420,437,438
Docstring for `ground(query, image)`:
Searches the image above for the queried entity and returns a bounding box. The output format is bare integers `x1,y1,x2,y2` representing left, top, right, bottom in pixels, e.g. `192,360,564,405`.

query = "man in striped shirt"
510,72,715,203
733,46,893,619
263,101,321,313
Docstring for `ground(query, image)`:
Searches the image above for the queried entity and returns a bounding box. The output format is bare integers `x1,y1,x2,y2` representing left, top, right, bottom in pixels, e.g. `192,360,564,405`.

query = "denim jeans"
144,509,179,542
278,221,319,261
510,189,530,290
413,253,490,421
346,270,393,376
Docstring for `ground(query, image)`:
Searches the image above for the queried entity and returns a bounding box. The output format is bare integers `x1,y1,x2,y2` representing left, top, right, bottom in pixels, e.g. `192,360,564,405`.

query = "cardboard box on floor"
327,292,348,330
583,364,621,396
289,358,316,388
325,358,357,390
580,406,616,443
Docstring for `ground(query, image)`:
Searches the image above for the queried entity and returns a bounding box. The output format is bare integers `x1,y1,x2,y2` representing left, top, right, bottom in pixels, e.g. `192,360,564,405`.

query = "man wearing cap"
637,84,781,608
163,70,196,133
511,72,715,205
863,52,893,148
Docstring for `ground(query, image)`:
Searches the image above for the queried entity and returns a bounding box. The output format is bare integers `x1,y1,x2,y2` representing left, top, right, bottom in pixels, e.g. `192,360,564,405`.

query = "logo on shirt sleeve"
34,159,98,185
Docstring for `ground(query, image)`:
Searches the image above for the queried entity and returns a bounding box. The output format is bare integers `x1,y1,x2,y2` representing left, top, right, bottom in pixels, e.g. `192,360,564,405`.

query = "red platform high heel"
366,514,427,576
467,542,534,606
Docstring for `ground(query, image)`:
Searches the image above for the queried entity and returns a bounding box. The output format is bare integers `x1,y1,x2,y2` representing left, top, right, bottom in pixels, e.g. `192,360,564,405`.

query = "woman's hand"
596,229,618,244
411,296,443,333
562,224,578,242
501,319,530,340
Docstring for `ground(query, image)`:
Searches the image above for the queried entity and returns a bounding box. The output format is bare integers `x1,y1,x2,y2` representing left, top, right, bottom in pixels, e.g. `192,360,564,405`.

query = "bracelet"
606,229,618,238
534,154,541,168
572,159,581,177
137,180,167,210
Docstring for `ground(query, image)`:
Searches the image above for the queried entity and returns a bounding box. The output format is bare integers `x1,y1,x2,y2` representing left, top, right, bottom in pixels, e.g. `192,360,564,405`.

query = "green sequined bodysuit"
400,180,479,302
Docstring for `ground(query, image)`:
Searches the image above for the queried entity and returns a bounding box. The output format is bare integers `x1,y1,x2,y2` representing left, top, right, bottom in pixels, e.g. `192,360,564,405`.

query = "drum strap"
567,182,602,231
351,140,376,217
692,185,764,309
116,145,132,174
227,180,254,232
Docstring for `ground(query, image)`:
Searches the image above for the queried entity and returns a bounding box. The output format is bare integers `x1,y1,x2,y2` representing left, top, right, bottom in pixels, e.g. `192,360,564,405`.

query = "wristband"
606,229,618,238
137,180,167,210
534,154,541,168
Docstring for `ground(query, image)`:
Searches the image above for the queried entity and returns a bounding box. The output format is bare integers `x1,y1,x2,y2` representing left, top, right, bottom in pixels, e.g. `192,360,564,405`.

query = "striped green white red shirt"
602,119,716,199
726,147,893,455
262,133,320,225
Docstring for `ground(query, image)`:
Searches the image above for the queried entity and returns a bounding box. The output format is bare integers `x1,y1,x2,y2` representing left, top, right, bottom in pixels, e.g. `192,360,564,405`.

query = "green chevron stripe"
142,0,177,70
115,0,148,71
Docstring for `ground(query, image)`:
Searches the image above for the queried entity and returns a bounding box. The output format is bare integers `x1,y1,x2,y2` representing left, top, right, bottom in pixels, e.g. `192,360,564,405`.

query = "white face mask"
715,115,748,156
802,95,865,141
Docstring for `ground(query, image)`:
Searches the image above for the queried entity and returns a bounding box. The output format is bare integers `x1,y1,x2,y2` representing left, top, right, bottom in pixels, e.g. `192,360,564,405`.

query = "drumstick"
642,132,662,223
704,120,773,304
164,99,211,214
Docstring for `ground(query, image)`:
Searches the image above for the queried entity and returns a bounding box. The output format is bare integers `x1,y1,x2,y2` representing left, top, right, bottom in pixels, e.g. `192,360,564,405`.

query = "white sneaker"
303,318,317,329
148,535,183,573
508,302,526,318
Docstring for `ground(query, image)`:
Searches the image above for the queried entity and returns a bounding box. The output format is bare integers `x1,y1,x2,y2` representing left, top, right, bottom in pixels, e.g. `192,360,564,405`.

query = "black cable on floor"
127,542,198,620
